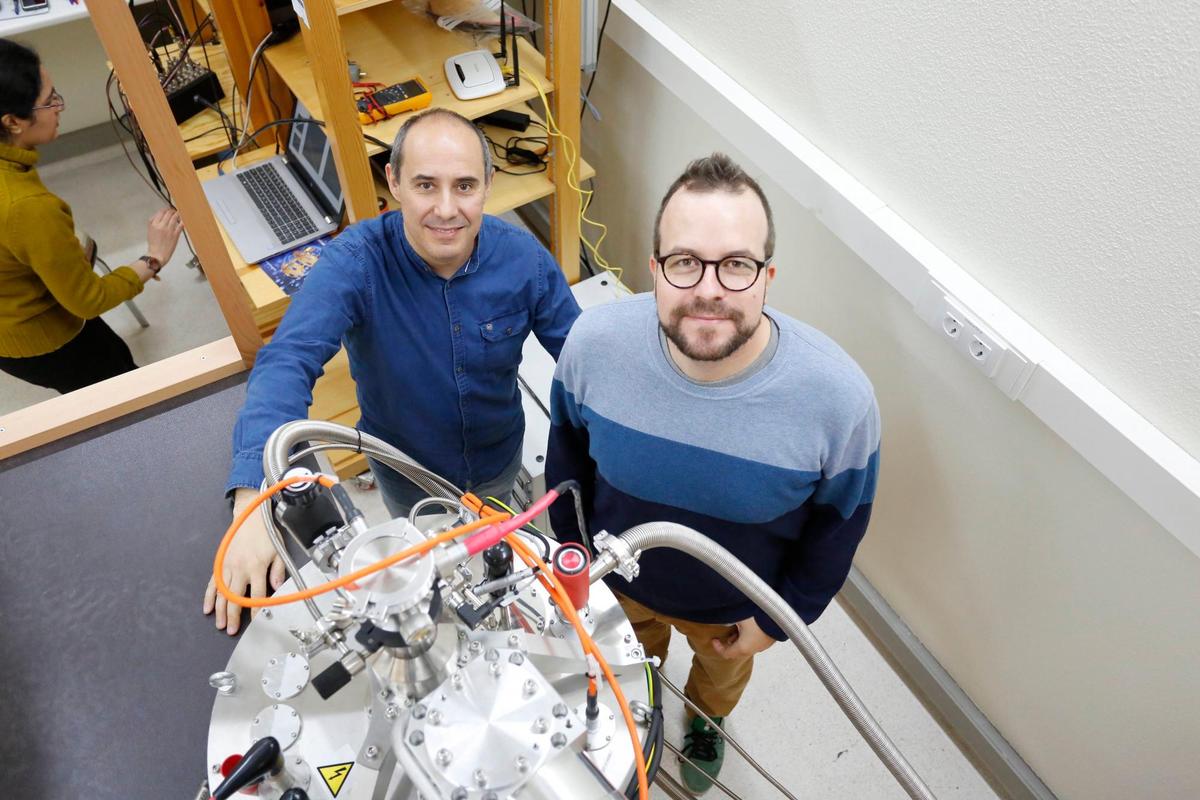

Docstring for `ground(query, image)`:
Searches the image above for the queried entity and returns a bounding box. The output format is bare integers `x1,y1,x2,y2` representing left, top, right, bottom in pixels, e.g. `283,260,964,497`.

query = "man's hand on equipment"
202,487,286,636
711,616,776,660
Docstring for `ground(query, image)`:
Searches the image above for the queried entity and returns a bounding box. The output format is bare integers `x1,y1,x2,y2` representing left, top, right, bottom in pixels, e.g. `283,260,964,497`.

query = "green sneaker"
680,714,725,795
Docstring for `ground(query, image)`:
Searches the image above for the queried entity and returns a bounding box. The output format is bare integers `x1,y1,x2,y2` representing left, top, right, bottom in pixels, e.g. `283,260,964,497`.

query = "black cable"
106,70,173,205
483,132,549,176
362,132,391,151
580,239,596,276
624,662,665,798
581,0,614,120
514,527,552,562
194,96,237,149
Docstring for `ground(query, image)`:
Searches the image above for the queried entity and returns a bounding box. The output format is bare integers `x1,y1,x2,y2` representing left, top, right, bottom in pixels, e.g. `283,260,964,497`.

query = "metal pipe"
599,522,936,800
653,769,699,800
263,421,462,501
658,673,800,800
660,739,746,800
256,481,323,623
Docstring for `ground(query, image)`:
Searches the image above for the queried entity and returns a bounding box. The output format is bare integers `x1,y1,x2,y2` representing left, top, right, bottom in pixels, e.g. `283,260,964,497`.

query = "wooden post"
89,0,263,364
209,0,285,149
299,0,379,223
177,0,217,44
546,0,583,282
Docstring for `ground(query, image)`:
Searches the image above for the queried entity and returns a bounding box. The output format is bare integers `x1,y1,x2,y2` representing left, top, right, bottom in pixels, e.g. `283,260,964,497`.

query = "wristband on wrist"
139,254,163,275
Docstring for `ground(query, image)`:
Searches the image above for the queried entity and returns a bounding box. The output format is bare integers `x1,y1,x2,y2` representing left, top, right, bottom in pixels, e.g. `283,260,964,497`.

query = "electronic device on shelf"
445,50,506,100
445,0,519,100
202,102,344,264
0,0,52,21
356,78,432,124
162,57,225,124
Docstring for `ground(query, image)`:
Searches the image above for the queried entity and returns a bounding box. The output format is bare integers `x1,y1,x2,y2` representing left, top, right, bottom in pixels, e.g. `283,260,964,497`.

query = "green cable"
486,496,545,534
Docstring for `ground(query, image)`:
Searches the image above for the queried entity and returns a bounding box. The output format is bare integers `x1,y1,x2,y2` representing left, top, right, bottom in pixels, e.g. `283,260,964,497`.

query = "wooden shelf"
263,2,552,143
336,0,397,14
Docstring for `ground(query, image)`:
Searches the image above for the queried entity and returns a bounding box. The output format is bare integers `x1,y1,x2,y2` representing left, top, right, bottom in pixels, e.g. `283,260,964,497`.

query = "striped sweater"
545,294,880,639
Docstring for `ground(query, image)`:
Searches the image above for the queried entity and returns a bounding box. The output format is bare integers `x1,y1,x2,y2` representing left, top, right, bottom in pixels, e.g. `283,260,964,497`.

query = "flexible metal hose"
610,522,936,800
259,421,464,622
263,420,462,500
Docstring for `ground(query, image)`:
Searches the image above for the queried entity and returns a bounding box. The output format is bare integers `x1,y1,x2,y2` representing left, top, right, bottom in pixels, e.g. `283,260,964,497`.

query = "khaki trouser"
615,592,754,719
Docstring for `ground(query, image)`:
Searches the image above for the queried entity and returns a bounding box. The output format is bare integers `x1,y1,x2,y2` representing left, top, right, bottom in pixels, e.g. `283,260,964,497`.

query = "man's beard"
660,298,762,362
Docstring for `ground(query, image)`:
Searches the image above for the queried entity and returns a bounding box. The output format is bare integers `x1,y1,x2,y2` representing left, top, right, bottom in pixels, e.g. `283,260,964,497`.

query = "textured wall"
634,0,1200,458
580,32,1200,800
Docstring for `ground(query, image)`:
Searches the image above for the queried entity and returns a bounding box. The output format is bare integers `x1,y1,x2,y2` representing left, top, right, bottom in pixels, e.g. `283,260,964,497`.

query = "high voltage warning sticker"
318,761,354,797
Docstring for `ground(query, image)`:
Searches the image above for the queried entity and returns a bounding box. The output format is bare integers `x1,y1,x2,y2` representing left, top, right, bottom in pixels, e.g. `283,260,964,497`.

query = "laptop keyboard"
236,164,318,243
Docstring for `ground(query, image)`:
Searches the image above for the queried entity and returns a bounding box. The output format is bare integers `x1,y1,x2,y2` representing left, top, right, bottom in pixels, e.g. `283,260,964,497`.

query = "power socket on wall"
917,281,1035,399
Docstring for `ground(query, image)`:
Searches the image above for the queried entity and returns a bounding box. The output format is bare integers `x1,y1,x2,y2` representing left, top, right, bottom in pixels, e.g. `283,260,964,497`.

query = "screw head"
413,703,427,719
515,755,529,773
552,702,569,718
489,661,503,678
508,652,525,665
523,679,538,697
429,709,443,726
551,732,568,749
623,634,632,643
451,789,469,800
385,704,399,720
409,730,425,746
484,648,500,662
365,745,379,759
468,640,482,654
473,767,488,787
507,633,520,646
531,717,548,734
436,748,453,767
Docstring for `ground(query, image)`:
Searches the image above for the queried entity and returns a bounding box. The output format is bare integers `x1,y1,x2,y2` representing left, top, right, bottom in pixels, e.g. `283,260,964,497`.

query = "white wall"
13,17,116,135
580,13,1200,800
620,0,1200,461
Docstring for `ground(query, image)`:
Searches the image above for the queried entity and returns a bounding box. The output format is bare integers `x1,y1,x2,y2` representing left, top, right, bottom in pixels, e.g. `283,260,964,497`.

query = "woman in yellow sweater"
0,38,184,394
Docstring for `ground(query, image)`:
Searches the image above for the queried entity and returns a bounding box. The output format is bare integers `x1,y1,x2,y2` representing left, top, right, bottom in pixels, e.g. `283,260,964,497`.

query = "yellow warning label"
318,761,354,797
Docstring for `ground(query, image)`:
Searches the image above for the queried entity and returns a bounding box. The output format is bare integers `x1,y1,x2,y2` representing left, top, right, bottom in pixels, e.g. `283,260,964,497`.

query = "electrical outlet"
966,330,1002,377
916,280,1035,398
942,311,963,339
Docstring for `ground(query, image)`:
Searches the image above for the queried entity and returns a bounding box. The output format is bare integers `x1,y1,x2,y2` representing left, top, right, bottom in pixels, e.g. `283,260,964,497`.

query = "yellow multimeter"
356,78,433,124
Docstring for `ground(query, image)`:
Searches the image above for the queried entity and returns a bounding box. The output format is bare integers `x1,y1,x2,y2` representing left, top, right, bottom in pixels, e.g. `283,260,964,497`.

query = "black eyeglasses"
31,89,64,112
654,252,769,292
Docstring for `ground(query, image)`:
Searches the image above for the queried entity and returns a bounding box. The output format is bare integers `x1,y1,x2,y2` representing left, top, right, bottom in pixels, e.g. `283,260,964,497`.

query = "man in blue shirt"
546,153,879,793
204,109,581,635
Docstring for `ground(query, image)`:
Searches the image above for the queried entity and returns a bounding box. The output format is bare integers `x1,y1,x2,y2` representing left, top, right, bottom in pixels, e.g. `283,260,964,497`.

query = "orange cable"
506,534,650,800
213,475,508,608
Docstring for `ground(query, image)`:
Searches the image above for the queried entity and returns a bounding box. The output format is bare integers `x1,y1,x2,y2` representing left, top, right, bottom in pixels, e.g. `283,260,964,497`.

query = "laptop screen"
287,102,344,217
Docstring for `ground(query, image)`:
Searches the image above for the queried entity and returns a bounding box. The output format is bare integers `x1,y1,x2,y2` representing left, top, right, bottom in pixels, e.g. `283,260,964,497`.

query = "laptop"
203,102,343,264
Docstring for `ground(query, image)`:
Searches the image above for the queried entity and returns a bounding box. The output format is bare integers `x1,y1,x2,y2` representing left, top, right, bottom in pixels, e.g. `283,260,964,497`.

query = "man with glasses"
545,153,880,794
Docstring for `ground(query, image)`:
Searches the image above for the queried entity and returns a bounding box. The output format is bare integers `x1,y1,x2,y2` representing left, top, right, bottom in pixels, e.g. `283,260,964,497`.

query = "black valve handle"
212,736,282,800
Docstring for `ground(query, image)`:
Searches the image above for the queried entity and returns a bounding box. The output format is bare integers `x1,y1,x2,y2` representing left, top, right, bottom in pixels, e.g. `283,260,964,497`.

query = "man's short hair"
389,108,493,179
653,152,775,260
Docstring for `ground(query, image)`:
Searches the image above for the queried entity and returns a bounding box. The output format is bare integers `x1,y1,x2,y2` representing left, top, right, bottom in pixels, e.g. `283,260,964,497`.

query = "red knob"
552,543,591,611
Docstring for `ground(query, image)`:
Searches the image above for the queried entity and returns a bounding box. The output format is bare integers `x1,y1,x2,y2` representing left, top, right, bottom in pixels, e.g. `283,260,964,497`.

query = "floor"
0,139,230,415
13,142,1002,800
339,474,1002,800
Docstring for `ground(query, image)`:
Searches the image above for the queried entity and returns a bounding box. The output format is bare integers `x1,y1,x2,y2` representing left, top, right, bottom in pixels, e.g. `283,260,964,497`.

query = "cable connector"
590,530,640,583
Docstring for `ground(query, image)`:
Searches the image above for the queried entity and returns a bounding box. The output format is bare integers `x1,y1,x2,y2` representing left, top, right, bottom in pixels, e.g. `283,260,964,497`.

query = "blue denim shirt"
227,212,581,493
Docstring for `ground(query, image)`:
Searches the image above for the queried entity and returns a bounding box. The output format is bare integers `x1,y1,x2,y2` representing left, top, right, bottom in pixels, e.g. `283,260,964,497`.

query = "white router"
445,50,506,100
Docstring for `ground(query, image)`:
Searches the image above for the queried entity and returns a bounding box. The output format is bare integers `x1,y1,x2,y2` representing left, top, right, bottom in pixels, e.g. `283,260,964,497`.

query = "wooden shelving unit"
199,0,584,478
